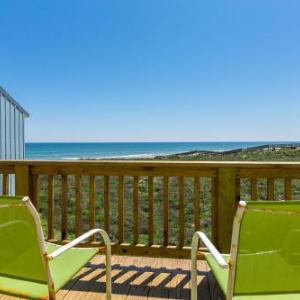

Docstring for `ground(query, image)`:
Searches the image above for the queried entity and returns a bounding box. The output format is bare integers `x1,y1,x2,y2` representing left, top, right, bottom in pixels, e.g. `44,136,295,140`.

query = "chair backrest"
0,196,48,283
232,201,300,296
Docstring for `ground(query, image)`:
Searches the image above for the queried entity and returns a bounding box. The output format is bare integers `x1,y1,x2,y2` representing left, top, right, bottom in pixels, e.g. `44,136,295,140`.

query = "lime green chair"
191,200,300,300
0,196,112,300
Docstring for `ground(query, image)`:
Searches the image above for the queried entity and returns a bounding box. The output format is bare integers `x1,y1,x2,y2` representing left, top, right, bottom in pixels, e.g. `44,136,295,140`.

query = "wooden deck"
0,255,215,300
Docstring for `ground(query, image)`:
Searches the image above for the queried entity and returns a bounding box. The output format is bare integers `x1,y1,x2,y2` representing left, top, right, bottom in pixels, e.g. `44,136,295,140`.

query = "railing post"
217,167,238,252
15,165,32,198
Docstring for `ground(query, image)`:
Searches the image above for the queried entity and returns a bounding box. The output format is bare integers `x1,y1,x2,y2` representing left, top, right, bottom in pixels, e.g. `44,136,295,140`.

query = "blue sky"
1,0,300,142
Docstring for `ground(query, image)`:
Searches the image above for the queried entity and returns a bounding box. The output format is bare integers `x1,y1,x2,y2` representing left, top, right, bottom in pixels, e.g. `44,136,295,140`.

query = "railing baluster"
104,176,110,233
211,177,218,246
89,175,96,241
178,176,184,248
61,175,68,240
2,173,8,196
133,176,139,244
32,174,40,210
285,178,292,200
251,178,257,200
118,176,124,243
48,175,54,240
194,176,200,232
267,178,274,200
75,175,81,237
163,176,169,246
236,177,241,205
148,176,154,246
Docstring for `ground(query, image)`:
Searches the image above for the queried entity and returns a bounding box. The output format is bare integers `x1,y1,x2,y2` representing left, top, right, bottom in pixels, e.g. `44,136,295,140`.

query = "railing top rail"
1,160,300,168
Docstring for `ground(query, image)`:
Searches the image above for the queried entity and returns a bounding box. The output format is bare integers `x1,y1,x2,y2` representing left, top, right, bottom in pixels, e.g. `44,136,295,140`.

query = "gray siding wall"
0,91,26,194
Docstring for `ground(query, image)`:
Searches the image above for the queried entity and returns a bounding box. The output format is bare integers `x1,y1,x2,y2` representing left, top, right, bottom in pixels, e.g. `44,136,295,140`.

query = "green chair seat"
0,274,49,299
0,196,111,299
233,294,300,300
192,201,300,300
0,243,98,299
205,253,300,300
47,242,98,291
205,253,229,295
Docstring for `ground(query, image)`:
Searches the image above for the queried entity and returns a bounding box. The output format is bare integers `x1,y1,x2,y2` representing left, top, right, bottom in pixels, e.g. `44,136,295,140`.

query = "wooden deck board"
0,255,212,300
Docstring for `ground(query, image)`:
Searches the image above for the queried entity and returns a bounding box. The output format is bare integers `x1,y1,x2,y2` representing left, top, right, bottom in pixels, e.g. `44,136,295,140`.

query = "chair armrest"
192,231,228,269
47,228,111,260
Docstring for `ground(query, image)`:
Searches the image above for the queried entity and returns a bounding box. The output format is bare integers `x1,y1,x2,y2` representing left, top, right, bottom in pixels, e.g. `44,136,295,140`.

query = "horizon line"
25,140,300,144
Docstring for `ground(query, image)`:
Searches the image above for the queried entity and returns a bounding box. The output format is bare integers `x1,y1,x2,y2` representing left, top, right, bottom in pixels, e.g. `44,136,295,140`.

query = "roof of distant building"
0,86,29,117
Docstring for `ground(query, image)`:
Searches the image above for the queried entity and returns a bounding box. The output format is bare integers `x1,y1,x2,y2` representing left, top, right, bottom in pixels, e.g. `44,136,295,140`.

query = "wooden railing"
1,161,300,258
0,166,12,195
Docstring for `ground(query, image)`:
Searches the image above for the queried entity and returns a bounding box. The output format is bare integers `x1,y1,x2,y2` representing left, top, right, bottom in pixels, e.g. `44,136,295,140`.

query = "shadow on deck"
0,255,220,300
58,255,215,300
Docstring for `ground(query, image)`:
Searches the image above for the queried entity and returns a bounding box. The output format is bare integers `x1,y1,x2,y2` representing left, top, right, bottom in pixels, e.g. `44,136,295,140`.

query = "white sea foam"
62,152,170,160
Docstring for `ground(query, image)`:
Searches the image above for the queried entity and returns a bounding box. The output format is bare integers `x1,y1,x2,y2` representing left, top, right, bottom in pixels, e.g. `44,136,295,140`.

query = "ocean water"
24,142,295,160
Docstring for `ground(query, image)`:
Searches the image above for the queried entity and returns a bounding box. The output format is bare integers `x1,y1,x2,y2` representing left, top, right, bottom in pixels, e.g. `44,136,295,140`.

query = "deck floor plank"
125,256,154,300
148,257,176,299
168,259,190,300
0,255,212,300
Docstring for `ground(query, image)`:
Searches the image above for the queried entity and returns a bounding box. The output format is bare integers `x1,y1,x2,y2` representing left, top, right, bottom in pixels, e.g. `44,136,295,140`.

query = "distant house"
0,86,29,194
